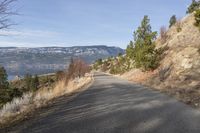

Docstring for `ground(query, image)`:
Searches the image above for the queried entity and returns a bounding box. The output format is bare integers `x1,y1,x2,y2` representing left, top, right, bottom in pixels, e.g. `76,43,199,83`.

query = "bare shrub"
0,93,33,117
160,26,168,44
65,58,90,84
56,70,65,81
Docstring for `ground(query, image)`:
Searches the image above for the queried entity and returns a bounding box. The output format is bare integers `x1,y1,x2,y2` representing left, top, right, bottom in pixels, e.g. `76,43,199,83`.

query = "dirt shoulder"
118,69,200,109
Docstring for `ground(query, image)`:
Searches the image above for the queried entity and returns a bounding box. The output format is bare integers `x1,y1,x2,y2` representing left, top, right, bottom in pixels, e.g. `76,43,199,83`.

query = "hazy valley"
0,46,124,77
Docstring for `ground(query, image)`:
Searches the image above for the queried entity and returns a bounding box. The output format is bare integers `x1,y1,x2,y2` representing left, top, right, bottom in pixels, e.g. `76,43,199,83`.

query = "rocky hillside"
118,14,200,107
136,14,200,107
149,14,200,90
0,46,124,76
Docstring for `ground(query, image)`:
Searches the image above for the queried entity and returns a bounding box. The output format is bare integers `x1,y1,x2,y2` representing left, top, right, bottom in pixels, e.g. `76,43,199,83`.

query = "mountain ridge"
0,45,124,76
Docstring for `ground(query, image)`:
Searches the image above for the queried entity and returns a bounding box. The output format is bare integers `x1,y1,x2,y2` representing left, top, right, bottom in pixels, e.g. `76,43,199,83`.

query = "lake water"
8,75,23,81
8,75,16,81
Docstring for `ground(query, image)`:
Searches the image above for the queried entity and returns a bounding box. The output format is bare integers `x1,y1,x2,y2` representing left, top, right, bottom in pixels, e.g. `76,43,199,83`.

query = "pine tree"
187,0,200,14
134,16,157,46
0,66,9,89
194,9,200,30
133,15,158,70
126,41,135,59
0,66,10,105
96,59,103,65
169,15,177,28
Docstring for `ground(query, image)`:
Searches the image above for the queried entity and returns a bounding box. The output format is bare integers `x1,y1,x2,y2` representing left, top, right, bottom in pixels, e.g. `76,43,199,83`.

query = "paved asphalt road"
2,72,200,133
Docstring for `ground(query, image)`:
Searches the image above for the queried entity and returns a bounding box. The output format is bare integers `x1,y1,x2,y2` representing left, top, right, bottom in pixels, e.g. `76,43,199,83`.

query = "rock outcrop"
144,14,200,106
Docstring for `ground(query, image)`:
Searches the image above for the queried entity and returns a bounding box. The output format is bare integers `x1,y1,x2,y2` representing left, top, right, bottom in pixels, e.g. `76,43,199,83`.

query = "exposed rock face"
149,14,200,91
127,14,200,107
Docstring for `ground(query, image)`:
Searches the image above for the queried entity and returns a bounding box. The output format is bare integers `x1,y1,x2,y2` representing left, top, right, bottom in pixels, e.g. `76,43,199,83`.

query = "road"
2,72,200,133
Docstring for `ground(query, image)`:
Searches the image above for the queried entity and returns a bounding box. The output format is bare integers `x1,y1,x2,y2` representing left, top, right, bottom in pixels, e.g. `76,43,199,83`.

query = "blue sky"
0,0,191,49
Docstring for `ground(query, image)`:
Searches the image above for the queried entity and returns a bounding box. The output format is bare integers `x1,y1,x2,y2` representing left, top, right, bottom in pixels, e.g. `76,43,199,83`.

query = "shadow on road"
2,73,200,133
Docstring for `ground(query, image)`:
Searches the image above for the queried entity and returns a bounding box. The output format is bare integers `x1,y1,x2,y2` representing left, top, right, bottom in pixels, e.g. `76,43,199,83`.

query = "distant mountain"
0,45,124,76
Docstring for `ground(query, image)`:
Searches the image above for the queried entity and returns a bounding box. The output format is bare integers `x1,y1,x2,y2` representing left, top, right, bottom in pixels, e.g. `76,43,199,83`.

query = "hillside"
0,46,124,76
145,14,200,105
121,14,200,107
149,14,200,88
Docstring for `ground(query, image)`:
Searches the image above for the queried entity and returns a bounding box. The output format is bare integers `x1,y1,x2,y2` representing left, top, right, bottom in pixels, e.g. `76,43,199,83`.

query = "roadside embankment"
0,74,93,128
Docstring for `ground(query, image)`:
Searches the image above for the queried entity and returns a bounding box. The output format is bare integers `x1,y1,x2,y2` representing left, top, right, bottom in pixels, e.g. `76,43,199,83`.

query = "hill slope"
140,14,200,106
149,14,200,90
119,14,200,107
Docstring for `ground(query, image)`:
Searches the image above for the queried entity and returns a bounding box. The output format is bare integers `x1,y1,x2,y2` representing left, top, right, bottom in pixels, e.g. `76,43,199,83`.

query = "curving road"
2,72,200,133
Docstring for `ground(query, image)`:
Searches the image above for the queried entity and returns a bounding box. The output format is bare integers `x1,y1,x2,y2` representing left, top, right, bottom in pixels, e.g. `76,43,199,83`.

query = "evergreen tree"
96,58,103,65
0,66,10,105
118,53,123,57
133,15,158,70
0,66,9,89
8,87,22,98
169,15,177,28
134,16,157,46
126,41,135,59
187,0,200,14
31,75,39,91
194,9,200,29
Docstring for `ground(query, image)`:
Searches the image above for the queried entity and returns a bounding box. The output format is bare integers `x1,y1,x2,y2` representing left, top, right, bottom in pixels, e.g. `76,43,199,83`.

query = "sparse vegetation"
169,15,177,28
56,70,65,81
31,75,39,91
187,0,200,14
158,67,171,82
0,59,92,126
65,58,90,82
160,26,168,44
0,66,9,90
0,56,91,115
93,58,103,70
130,16,159,71
0,66,22,107
176,19,182,32
126,41,135,59
109,56,127,74
194,9,200,30
24,74,31,90
94,16,161,73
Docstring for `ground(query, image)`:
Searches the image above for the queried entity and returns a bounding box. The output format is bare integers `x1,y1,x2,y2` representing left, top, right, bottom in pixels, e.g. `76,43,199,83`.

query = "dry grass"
0,75,93,127
121,69,158,83
160,26,168,44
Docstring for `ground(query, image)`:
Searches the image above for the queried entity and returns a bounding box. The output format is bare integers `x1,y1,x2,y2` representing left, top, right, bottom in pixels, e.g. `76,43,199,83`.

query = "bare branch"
0,0,17,30
64,58,90,84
